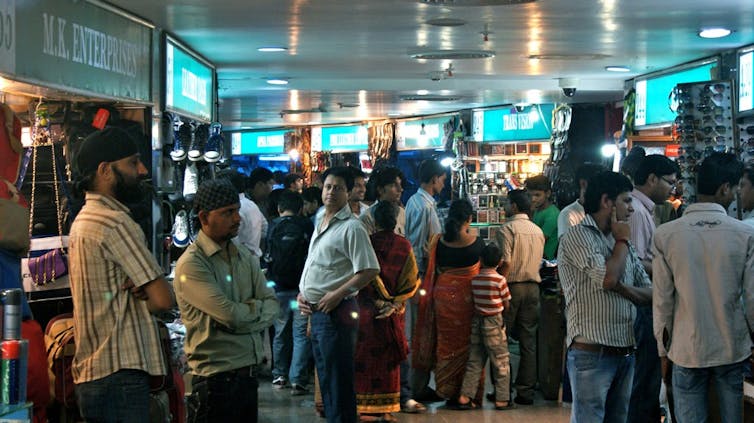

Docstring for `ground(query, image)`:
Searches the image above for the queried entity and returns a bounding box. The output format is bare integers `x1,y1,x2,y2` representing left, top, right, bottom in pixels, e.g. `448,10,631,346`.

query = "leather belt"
570,341,634,356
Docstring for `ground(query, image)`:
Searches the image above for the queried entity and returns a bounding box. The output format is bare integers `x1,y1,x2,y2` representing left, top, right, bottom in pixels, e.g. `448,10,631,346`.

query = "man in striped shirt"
495,189,544,405
458,243,513,410
69,128,174,422
559,171,652,423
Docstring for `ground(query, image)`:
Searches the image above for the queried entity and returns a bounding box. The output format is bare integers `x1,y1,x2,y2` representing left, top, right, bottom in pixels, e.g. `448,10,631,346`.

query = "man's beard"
112,166,146,204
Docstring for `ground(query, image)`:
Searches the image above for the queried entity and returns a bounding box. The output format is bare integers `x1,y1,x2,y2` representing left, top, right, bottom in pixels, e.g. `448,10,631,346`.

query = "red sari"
355,230,419,414
412,234,484,403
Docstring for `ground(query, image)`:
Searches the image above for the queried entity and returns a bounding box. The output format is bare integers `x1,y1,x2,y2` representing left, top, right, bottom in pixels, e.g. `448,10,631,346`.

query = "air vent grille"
409,49,495,60
401,95,461,102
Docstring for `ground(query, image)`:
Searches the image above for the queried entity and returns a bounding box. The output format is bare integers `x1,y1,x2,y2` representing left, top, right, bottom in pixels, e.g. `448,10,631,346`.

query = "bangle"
614,238,629,248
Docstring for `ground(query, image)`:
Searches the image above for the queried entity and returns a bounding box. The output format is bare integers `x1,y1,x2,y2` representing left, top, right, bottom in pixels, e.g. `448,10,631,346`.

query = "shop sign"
738,49,753,112
665,144,680,157
395,116,454,150
634,60,717,127
166,37,214,121
311,125,368,152
231,130,287,155
472,104,554,142
1,0,151,102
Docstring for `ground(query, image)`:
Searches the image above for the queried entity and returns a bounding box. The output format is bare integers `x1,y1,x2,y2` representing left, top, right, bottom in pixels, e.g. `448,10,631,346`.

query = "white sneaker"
183,162,198,202
172,210,190,248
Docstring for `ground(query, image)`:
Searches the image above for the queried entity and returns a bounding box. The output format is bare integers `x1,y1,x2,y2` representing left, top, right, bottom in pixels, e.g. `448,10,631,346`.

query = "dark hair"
584,171,634,214
697,153,744,196
227,170,248,193
373,201,398,232
267,188,286,218
302,186,323,206
418,159,446,184
633,154,680,185
322,166,355,191
525,174,551,192
277,190,304,214
443,199,474,242
480,243,503,268
284,173,303,189
369,166,404,200
248,167,274,190
743,167,754,186
508,189,531,214
348,166,366,180
575,163,605,184
620,146,646,181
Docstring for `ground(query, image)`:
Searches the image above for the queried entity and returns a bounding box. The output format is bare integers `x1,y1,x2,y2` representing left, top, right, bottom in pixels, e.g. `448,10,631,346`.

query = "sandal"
451,399,478,410
401,399,427,413
495,401,516,410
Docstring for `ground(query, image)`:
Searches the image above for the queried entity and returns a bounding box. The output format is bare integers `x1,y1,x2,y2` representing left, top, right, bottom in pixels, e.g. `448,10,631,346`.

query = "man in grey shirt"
653,153,754,422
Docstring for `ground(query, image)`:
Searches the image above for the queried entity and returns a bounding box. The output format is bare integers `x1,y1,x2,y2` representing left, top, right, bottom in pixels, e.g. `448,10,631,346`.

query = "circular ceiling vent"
418,0,536,5
400,95,461,102
425,17,467,26
409,49,495,60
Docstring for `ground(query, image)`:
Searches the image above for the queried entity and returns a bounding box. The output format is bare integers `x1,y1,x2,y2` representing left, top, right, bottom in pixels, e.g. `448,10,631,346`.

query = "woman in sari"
355,201,420,422
412,199,485,408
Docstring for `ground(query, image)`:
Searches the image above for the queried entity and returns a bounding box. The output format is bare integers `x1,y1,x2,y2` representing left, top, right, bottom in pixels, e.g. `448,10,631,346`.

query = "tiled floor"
257,380,572,423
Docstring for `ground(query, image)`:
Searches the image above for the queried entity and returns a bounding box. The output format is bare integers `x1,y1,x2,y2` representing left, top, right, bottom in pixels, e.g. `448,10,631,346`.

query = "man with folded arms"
558,171,652,422
175,179,279,423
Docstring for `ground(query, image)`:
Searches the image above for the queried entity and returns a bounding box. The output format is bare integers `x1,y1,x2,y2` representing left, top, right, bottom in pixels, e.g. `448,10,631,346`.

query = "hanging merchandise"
545,103,573,204
368,121,394,162
26,103,69,287
671,80,735,204
0,103,30,255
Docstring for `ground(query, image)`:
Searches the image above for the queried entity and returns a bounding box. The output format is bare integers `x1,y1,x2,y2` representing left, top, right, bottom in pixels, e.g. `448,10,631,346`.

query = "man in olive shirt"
175,179,279,423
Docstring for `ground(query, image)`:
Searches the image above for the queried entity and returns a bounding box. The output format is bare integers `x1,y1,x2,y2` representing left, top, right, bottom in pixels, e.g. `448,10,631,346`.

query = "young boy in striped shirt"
457,243,514,410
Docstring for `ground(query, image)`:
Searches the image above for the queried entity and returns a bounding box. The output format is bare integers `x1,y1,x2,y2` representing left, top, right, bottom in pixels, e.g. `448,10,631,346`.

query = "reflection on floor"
257,379,572,423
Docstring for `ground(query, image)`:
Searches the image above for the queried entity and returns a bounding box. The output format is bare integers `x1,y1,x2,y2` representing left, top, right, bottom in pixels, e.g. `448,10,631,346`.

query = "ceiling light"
266,79,289,85
258,47,288,52
528,53,610,60
417,90,429,95
388,113,401,117
605,66,631,72
698,28,732,39
409,49,495,60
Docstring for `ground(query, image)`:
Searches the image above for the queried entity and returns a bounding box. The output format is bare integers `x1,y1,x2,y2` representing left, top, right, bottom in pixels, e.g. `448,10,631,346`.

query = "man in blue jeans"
298,167,380,423
558,171,652,422
266,190,314,393
653,153,754,422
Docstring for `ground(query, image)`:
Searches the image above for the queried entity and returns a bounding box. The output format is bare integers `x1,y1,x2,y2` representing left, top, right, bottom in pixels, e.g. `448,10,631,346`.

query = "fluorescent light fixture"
601,144,617,158
417,90,429,96
388,113,401,117
440,157,454,167
267,78,289,85
605,66,631,72
698,28,732,38
258,47,288,52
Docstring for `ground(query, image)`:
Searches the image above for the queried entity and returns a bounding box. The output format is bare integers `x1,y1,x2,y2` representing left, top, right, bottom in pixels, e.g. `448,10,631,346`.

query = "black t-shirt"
436,236,484,268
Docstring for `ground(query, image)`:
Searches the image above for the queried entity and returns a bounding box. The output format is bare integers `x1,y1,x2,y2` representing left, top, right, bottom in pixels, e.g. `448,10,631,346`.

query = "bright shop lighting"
601,144,617,158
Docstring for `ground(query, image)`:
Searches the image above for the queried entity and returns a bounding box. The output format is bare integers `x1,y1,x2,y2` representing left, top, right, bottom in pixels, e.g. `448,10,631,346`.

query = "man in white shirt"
558,164,604,239
653,153,754,422
239,167,274,256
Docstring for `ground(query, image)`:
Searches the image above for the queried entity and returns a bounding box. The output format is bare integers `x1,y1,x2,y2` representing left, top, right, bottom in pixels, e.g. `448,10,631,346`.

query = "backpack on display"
266,217,310,290
44,312,75,408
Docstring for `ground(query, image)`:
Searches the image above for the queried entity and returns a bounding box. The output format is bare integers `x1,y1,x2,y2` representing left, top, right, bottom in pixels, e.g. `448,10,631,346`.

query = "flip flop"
452,399,478,410
495,402,516,410
401,399,427,413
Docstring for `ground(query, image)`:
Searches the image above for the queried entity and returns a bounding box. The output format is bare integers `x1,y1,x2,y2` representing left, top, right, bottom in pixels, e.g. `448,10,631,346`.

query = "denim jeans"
273,290,312,385
672,360,745,423
76,369,150,423
289,304,313,385
567,347,635,423
190,370,259,423
310,297,359,423
627,305,661,423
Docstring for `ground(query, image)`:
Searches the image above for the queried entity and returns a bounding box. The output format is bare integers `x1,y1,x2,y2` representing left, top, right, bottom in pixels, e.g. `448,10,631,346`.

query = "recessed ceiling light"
267,79,289,85
417,90,429,95
698,28,732,38
258,47,288,52
605,66,631,72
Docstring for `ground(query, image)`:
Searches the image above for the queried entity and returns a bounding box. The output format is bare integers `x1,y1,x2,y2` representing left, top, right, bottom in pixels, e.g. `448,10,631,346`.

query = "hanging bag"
26,103,69,286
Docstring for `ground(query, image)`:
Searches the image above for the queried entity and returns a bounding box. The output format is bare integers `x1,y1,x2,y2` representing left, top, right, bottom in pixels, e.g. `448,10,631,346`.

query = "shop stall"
310,123,370,182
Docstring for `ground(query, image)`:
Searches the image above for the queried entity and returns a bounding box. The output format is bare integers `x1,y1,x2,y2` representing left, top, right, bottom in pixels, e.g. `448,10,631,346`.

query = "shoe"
167,161,184,202
290,383,310,396
188,208,200,242
414,387,444,403
400,399,426,414
272,376,288,389
172,210,190,248
514,396,534,405
183,162,198,202
204,123,223,163
188,123,207,162
170,120,190,162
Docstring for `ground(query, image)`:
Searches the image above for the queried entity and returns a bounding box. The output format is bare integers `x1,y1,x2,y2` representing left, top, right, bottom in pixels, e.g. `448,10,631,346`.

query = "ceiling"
105,0,754,130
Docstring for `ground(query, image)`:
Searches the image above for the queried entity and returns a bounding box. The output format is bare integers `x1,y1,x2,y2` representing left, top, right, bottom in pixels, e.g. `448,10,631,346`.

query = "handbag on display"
26,104,69,286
